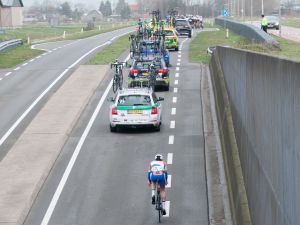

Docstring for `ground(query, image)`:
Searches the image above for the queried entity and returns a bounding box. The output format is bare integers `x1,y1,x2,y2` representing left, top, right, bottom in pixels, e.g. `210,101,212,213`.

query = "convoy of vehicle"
108,11,202,132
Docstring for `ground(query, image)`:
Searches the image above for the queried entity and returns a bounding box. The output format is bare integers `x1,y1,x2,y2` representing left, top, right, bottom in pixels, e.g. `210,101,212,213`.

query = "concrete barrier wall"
211,46,300,225
215,18,279,47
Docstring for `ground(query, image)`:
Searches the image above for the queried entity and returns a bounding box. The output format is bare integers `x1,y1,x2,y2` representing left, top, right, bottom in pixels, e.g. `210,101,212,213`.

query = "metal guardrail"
0,39,23,52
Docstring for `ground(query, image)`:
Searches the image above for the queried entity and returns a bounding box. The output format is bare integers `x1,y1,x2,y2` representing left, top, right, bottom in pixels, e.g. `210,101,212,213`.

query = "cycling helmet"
155,154,163,160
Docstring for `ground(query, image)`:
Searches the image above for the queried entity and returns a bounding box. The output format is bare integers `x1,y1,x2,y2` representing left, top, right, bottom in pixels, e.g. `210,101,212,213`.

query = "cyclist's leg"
150,173,157,204
158,175,167,214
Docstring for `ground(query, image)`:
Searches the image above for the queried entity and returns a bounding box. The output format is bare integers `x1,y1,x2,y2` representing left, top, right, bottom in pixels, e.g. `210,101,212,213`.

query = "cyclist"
147,154,168,215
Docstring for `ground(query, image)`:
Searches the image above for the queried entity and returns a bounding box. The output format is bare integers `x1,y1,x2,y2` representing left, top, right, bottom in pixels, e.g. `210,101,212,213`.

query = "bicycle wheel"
156,189,161,223
112,76,118,93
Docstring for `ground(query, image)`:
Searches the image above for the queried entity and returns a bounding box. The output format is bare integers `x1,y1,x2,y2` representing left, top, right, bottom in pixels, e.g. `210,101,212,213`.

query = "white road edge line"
166,175,172,188
5,72,12,77
40,78,114,225
168,135,174,145
0,30,133,148
22,63,28,66
172,97,177,103
0,31,132,148
29,59,35,62
174,88,178,93
171,108,176,115
14,67,20,71
170,120,175,129
167,153,173,164
163,201,170,217
40,52,132,225
0,78,2,81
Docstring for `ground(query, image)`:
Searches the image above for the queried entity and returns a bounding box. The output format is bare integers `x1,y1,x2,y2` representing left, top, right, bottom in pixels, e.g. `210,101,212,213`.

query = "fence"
210,46,300,225
214,18,279,47
0,39,22,52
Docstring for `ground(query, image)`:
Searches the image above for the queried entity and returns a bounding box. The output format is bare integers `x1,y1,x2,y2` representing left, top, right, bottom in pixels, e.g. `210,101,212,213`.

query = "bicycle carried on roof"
148,63,156,90
111,60,125,93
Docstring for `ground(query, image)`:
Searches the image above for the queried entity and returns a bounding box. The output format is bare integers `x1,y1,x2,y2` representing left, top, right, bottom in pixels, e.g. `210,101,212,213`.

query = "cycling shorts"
149,172,167,187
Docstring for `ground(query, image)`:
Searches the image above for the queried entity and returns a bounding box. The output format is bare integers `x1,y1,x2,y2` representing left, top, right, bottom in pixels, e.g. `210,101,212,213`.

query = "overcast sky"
22,0,137,10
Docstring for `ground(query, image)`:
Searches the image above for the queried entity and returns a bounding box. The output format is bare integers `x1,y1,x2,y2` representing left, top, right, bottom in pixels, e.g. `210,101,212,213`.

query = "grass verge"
190,26,300,64
86,34,131,65
0,45,43,68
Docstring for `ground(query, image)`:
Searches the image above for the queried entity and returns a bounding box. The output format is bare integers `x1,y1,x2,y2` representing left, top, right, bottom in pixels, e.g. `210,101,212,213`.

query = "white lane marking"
0,37,124,148
176,67,179,71
174,88,178,93
170,120,175,129
172,97,177,103
52,48,58,51
42,53,47,56
163,201,170,217
29,59,35,62
48,50,52,53
178,55,181,58
171,108,176,115
177,62,180,66
168,135,174,145
178,51,181,54
177,58,181,62
166,175,172,188
14,67,20,71
167,153,173,164
22,63,28,66
36,56,41,59
0,78,2,81
41,79,113,225
5,72,12,77
174,80,178,85
175,73,179,78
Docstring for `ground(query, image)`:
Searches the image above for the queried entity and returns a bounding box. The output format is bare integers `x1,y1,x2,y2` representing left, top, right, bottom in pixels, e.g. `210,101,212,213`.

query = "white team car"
108,88,164,132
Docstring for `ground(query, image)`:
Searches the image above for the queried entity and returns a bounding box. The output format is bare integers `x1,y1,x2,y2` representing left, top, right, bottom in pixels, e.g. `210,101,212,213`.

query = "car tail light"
130,69,138,76
151,107,158,115
112,107,118,115
156,69,168,74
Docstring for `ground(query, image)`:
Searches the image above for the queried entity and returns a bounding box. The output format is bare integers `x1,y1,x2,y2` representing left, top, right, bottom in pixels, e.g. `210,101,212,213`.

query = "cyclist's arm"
147,164,152,183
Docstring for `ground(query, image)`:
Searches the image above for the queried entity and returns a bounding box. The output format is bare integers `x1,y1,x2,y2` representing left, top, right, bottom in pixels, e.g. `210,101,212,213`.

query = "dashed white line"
5,72,12,77
177,62,180,66
168,135,174,145
48,50,52,53
22,63,28,66
0,78,3,81
171,108,176,115
166,175,172,188
177,58,181,62
172,97,177,103
174,87,178,93
42,53,47,56
174,80,178,85
29,59,35,62
176,67,179,71
167,153,173,164
14,67,20,71
163,201,170,217
36,56,41,59
175,73,179,78
170,120,176,129
178,55,181,58
52,48,58,51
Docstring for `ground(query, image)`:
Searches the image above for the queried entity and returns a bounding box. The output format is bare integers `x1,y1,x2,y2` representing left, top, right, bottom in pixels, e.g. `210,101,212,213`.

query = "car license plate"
128,110,143,114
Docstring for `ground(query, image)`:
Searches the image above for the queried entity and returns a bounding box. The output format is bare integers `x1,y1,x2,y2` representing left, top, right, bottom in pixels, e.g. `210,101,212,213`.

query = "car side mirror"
107,97,115,102
158,97,164,101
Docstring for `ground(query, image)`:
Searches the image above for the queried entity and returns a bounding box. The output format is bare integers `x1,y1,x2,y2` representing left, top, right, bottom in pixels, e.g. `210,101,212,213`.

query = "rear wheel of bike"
112,76,118,93
156,189,161,223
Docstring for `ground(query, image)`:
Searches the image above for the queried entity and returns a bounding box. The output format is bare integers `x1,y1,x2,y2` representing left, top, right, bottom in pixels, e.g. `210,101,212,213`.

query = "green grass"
0,22,131,43
189,27,250,64
281,18,300,28
0,45,43,68
189,26,300,64
86,34,131,65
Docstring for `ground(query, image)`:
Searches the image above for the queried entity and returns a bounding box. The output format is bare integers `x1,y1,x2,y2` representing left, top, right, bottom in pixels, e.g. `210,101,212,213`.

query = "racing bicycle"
111,60,125,93
148,63,156,90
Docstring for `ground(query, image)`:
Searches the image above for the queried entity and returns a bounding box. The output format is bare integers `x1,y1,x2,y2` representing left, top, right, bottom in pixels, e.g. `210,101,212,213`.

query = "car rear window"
165,31,174,36
134,61,161,70
176,20,189,26
117,95,152,106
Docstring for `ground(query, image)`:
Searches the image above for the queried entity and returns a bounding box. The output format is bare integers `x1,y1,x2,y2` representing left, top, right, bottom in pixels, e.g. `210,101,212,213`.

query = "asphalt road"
0,27,134,160
23,36,209,225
